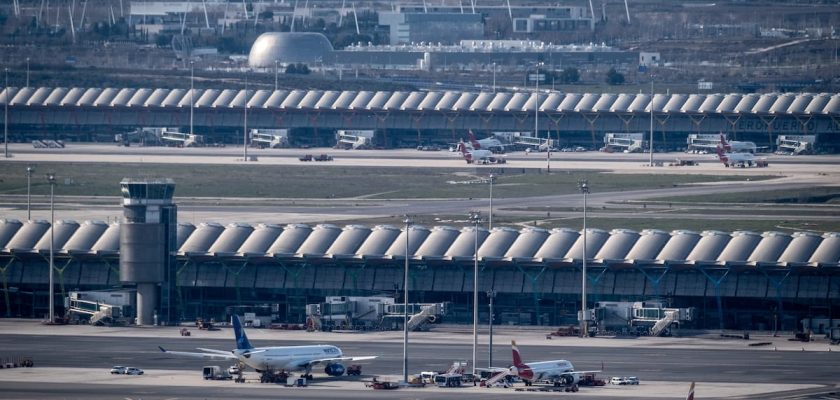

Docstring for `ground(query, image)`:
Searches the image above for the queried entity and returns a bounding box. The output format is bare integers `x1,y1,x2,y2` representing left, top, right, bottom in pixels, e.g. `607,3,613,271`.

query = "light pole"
469,211,481,376
274,60,279,91
26,58,30,87
26,166,34,220
488,174,494,230
46,172,56,323
491,62,496,93
578,180,589,337
189,61,194,136
402,216,411,383
649,76,654,167
533,62,546,172
487,289,496,368
243,72,248,162
4,67,8,159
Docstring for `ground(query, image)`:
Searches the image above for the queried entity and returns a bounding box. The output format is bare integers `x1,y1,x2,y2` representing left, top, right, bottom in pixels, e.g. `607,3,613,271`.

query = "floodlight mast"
578,180,590,337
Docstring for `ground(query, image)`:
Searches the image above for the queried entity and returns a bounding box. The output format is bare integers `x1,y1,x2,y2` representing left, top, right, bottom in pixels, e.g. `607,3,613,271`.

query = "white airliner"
466,130,507,153
715,145,767,168
484,341,599,387
720,133,757,153
159,315,377,378
457,142,506,164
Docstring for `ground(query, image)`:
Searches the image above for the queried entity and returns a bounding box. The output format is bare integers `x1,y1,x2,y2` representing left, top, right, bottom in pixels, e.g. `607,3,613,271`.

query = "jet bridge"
336,129,374,149
603,133,645,153
591,300,694,336
159,128,205,147
305,296,448,331
776,135,815,155
250,129,289,148
67,290,135,325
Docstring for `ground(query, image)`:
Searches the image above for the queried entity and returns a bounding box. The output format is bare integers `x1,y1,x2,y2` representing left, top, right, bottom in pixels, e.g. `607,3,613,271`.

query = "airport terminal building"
1,218,838,331
2,86,839,152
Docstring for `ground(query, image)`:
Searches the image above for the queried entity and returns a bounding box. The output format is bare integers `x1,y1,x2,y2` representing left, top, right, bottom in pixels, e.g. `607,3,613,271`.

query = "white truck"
203,366,232,380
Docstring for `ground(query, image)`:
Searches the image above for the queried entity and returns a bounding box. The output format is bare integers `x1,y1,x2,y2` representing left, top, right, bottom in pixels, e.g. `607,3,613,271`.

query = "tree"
606,68,625,85
558,67,580,84
285,63,310,75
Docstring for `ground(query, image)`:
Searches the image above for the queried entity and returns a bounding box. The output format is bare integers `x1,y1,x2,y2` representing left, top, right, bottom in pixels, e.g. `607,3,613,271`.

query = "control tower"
119,179,178,325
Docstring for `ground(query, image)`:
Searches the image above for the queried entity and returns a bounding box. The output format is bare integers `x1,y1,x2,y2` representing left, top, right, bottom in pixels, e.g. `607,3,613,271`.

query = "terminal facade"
2,87,839,152
1,218,838,332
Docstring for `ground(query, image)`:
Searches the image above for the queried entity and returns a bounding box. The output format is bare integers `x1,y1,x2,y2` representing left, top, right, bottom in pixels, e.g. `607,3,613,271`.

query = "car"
228,365,241,375
626,376,640,385
124,367,144,375
610,376,628,385
110,366,126,374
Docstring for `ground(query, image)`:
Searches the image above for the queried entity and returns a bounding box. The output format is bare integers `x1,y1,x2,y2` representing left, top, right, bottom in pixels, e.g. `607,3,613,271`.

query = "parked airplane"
457,142,507,164
720,133,757,153
715,145,768,168
159,315,376,379
484,341,599,387
466,130,508,153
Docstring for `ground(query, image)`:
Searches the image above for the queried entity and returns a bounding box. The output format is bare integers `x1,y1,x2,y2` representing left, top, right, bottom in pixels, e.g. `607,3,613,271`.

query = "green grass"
0,162,776,199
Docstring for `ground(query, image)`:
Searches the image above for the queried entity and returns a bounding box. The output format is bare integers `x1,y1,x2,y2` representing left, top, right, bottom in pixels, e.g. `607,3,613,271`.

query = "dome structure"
248,32,334,68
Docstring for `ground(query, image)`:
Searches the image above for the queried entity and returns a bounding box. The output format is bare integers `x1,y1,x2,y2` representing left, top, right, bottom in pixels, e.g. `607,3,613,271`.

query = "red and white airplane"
715,145,768,168
484,341,598,387
457,142,507,164
463,130,511,153
719,133,757,153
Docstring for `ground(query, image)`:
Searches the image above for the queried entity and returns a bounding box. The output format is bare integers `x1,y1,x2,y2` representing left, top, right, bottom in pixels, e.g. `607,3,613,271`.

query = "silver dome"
248,32,334,68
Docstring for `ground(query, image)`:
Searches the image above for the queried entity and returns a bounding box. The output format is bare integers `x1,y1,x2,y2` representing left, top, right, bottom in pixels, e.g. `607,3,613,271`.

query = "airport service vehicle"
457,142,506,164
159,315,376,380
482,341,599,387
124,367,144,375
228,365,241,375
110,366,126,374
610,376,639,385
434,373,463,387
203,366,232,380
313,154,334,161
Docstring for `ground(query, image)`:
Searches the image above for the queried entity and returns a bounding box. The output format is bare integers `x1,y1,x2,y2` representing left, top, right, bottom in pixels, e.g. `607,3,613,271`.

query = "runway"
0,320,838,399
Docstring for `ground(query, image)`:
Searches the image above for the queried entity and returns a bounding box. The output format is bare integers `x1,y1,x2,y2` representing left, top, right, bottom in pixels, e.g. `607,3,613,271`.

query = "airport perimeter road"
1,321,839,399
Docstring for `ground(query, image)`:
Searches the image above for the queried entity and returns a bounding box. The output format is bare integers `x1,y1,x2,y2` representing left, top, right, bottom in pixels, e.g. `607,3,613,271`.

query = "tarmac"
0,319,838,399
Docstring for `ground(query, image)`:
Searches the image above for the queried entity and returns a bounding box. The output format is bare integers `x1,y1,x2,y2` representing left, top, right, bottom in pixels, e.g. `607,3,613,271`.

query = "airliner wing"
158,346,239,360
297,355,377,368
475,367,509,373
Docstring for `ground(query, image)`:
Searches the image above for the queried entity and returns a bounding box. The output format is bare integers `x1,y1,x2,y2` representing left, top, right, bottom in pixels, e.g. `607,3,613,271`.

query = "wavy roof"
2,88,838,116
1,219,837,268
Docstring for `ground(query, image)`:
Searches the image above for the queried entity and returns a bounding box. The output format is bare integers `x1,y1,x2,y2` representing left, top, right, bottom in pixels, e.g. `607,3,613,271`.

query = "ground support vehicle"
203,365,232,380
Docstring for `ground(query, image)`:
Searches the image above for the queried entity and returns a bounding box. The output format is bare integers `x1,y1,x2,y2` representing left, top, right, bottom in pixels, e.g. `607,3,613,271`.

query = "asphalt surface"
1,321,840,399
2,144,839,226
